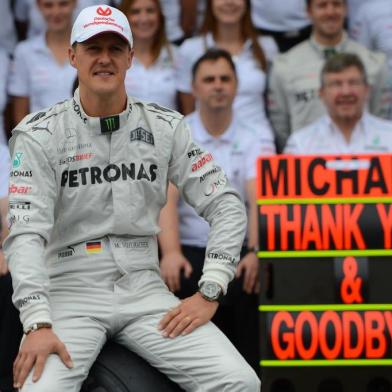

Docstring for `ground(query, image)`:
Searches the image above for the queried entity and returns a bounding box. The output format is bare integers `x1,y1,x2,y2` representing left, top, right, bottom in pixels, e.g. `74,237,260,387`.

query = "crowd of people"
1,0,392,391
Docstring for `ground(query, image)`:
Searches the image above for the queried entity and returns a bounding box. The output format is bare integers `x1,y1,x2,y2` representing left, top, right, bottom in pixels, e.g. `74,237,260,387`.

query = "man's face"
192,58,237,112
308,0,346,40
37,0,76,32
69,33,133,98
320,66,369,123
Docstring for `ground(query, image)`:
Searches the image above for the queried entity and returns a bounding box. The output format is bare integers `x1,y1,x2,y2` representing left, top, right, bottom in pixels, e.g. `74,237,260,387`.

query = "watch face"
201,282,221,300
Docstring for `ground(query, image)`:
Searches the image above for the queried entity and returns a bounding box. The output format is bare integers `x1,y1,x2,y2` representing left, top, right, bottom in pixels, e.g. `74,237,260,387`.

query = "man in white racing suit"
4,5,259,392
284,53,392,154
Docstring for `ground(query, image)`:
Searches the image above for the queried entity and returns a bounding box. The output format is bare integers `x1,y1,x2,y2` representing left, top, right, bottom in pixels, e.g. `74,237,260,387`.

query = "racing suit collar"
309,31,349,57
72,88,133,135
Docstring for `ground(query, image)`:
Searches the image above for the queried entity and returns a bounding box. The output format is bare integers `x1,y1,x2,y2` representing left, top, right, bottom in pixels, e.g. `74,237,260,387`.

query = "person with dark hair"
250,0,311,52
284,53,392,154
176,0,278,135
160,48,275,375
4,5,260,391
119,0,179,110
9,0,78,125
268,0,391,152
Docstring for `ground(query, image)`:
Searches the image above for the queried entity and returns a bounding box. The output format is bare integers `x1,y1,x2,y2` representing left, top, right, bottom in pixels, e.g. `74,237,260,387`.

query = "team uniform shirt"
284,113,392,154
177,33,279,131
350,0,392,78
179,111,275,248
0,0,17,54
250,0,310,32
8,35,77,113
125,45,178,110
0,50,10,145
160,0,183,42
0,144,10,199
4,89,247,331
268,33,392,148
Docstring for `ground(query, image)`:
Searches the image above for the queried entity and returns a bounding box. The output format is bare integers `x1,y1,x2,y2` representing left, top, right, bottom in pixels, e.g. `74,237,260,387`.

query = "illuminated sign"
260,306,392,366
257,155,392,202
257,154,392,369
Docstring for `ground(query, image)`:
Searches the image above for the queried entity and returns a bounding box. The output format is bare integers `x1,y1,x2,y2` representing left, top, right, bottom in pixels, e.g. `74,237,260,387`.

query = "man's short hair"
320,53,368,87
306,0,346,8
191,49,237,81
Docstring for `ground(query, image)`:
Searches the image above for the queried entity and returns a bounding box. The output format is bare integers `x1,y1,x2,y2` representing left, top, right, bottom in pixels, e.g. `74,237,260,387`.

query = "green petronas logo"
13,152,23,168
372,136,380,145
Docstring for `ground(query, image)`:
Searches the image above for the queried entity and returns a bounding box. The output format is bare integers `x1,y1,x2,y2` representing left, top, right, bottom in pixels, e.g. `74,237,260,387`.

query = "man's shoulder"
345,38,387,66
133,99,184,133
13,99,72,141
273,40,312,69
366,113,392,132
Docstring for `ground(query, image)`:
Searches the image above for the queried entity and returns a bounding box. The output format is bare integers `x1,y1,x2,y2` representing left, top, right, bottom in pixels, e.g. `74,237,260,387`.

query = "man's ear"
69,46,77,69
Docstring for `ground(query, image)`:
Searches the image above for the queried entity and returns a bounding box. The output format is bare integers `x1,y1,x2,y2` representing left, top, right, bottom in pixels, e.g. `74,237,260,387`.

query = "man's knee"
222,366,261,391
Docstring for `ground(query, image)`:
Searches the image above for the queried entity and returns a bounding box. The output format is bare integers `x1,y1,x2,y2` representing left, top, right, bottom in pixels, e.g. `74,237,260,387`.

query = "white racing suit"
4,90,259,392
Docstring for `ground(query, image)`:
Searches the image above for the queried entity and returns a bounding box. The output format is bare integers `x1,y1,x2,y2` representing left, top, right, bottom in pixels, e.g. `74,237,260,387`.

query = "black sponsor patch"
100,115,120,133
9,201,31,210
58,246,75,259
27,112,46,124
130,127,155,145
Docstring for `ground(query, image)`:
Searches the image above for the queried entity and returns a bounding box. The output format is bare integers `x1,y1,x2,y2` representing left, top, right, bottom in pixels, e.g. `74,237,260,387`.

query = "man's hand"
0,250,8,276
236,252,260,294
13,328,73,389
158,293,219,338
160,251,193,292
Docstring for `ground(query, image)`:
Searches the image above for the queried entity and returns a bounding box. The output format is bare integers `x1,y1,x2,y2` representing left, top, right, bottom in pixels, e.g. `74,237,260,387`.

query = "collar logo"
97,7,112,16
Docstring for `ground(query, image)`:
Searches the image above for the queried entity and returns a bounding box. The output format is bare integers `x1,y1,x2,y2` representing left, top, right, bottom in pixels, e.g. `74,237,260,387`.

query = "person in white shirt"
285,53,392,154
349,0,392,95
250,0,311,52
160,49,275,374
0,0,17,55
268,0,391,152
0,50,10,145
9,0,78,125
177,0,278,133
14,0,112,40
119,0,179,110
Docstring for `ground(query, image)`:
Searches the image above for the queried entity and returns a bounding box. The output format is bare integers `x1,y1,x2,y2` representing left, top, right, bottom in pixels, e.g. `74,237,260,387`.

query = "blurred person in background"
0,50,10,144
250,0,311,52
0,144,23,392
268,0,391,152
284,53,392,154
0,0,18,55
14,0,112,40
349,0,392,111
159,49,275,374
120,0,179,110
9,0,78,125
177,0,278,136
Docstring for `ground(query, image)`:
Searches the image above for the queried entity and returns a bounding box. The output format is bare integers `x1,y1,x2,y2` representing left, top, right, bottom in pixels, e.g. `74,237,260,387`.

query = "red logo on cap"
97,6,112,16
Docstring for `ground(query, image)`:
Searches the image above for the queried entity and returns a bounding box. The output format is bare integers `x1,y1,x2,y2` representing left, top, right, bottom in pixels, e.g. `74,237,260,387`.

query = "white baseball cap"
71,5,133,47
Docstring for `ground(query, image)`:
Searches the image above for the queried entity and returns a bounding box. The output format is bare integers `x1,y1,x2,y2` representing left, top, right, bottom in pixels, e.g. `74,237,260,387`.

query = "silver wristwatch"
24,322,52,335
199,281,223,302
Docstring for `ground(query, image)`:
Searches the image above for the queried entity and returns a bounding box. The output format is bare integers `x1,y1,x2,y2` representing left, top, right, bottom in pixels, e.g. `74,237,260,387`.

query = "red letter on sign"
319,311,342,359
271,312,295,360
342,311,364,359
365,311,386,359
295,312,318,360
